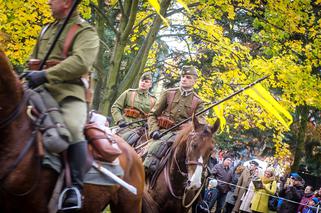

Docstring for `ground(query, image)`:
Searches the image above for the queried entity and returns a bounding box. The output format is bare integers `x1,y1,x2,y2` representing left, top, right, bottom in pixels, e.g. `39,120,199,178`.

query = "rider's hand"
25,71,47,89
118,120,128,128
151,130,161,140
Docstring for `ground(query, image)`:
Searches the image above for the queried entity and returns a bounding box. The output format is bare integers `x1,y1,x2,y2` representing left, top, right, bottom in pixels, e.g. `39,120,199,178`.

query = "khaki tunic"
111,88,156,125
30,14,99,103
29,13,99,142
148,87,204,135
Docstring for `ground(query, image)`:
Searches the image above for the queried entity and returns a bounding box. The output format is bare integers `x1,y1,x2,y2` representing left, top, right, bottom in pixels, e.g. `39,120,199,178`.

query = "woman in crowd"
298,186,315,213
224,165,245,213
250,167,277,213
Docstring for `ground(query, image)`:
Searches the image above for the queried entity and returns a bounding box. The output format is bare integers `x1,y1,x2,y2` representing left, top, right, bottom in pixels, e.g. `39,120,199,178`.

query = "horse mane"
0,49,22,96
173,123,193,148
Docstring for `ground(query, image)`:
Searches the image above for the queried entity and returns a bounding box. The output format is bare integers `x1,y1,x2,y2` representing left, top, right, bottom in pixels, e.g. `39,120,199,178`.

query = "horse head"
183,115,220,190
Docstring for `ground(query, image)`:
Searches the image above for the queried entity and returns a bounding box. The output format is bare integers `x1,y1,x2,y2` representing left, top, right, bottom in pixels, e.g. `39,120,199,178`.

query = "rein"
0,92,27,128
0,131,41,196
164,137,207,209
0,89,42,196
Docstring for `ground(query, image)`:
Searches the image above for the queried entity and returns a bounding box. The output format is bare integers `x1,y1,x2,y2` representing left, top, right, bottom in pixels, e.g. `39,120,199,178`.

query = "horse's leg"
82,185,118,213
110,154,144,213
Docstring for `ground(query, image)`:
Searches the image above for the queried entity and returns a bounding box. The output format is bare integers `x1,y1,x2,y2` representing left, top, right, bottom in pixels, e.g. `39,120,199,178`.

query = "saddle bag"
84,123,122,162
28,87,70,153
124,108,142,118
157,115,175,129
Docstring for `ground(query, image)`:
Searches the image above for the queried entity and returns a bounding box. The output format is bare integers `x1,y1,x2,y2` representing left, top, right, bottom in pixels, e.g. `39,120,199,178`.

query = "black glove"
25,71,47,89
118,120,128,128
151,130,161,140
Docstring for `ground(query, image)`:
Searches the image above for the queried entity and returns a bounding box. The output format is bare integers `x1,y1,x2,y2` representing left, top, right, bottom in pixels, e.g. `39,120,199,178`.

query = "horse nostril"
187,180,191,186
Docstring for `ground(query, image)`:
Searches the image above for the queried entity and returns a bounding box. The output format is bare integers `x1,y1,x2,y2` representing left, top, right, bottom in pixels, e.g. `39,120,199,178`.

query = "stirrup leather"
58,187,82,211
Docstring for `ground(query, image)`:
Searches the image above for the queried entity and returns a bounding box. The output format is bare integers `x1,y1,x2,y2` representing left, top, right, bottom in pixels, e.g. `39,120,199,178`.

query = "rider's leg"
60,97,92,208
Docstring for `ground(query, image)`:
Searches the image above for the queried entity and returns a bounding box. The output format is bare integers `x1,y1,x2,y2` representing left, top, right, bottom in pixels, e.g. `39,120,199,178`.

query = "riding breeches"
60,97,87,143
143,132,176,173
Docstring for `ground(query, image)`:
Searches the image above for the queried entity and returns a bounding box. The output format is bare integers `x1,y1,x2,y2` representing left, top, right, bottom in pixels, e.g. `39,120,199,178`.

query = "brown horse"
142,116,220,213
0,49,144,213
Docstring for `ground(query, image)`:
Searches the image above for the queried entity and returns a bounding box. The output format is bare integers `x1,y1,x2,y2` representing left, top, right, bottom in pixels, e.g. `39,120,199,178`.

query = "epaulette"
128,88,137,92
192,91,202,100
148,92,156,98
166,87,179,92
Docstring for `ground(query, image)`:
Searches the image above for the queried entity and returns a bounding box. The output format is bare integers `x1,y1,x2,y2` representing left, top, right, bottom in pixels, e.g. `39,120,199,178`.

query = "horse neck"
168,140,188,190
0,51,30,159
0,51,23,115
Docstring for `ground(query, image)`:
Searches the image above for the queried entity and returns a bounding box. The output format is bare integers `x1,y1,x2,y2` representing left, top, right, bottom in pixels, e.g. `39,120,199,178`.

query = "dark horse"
143,116,220,213
0,49,144,213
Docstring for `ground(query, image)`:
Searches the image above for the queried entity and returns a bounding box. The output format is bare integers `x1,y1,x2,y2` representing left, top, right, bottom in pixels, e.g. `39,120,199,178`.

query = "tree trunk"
92,0,106,110
292,105,309,171
99,0,139,114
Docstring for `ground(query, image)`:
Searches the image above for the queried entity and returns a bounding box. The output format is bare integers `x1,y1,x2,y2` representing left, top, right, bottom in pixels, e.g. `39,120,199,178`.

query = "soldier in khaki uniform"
25,0,99,209
144,66,204,175
111,72,156,145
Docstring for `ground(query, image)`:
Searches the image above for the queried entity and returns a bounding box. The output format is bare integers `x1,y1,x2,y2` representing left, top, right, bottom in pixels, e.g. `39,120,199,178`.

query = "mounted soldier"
111,72,156,146
24,0,99,210
143,65,205,176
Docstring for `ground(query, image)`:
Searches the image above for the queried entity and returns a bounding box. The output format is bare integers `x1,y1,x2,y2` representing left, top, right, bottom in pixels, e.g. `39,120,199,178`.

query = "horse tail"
142,190,159,213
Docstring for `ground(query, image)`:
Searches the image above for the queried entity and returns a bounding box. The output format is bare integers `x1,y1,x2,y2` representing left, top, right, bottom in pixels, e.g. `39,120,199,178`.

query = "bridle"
165,131,208,208
0,93,27,129
0,89,41,196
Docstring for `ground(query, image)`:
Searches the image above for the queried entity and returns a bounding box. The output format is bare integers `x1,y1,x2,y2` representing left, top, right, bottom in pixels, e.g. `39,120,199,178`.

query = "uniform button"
178,109,181,112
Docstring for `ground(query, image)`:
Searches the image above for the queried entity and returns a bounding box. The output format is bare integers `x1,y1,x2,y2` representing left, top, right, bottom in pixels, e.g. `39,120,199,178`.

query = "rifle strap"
189,95,201,116
130,91,137,108
165,90,176,114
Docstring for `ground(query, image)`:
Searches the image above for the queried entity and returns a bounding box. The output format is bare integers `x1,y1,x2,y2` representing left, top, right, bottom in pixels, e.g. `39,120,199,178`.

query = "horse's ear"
192,113,202,131
210,118,220,134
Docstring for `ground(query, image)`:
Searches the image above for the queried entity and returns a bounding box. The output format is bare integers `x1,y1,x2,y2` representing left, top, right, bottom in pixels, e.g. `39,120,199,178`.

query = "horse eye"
192,143,197,149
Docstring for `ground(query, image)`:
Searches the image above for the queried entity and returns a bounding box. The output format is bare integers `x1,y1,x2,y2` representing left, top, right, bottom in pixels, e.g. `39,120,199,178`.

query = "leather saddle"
84,122,122,163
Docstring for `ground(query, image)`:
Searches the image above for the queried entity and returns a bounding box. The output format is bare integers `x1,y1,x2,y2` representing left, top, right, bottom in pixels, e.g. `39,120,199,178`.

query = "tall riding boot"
62,141,92,210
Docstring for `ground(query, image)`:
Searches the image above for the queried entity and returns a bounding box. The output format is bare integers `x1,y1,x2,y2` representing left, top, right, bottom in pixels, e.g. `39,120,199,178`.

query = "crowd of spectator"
195,150,321,213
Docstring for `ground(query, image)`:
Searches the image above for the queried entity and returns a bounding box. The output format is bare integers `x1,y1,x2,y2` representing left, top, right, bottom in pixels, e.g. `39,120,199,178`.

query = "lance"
135,75,270,149
159,75,269,138
120,118,147,128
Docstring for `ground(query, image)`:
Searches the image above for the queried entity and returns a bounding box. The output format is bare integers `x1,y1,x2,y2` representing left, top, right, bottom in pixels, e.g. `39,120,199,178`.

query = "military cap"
181,65,198,77
140,72,153,80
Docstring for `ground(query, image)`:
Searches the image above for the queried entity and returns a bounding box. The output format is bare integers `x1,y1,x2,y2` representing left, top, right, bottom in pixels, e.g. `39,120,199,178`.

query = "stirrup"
58,187,82,211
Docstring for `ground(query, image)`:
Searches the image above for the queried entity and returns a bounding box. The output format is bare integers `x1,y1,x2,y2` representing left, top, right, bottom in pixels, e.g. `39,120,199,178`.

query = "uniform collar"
179,87,193,96
56,11,80,24
137,88,148,95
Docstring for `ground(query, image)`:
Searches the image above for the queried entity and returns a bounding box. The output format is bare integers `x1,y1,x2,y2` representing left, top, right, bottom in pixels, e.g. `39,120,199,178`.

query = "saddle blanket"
43,152,124,186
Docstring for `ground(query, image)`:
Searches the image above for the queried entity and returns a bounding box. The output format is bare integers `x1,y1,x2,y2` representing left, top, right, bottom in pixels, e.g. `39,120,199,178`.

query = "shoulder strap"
130,90,137,108
62,24,80,58
166,90,177,113
149,96,156,109
189,95,201,116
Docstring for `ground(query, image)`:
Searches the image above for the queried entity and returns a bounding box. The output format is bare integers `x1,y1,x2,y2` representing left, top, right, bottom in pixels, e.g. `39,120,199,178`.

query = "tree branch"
90,1,118,35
